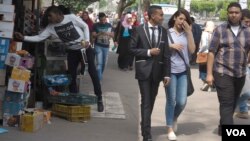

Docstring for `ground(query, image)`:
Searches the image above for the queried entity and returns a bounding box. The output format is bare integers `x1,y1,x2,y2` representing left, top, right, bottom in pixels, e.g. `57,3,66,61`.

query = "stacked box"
3,101,24,115
2,0,13,5
0,38,10,54
7,79,28,93
20,112,44,132
5,53,21,67
11,67,31,81
4,91,26,102
0,4,15,38
52,104,91,122
2,101,24,126
2,90,27,126
2,113,20,127
0,38,10,70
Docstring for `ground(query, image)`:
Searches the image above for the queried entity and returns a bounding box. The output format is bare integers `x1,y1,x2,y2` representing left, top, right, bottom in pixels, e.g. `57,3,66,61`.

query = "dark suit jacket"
129,23,171,82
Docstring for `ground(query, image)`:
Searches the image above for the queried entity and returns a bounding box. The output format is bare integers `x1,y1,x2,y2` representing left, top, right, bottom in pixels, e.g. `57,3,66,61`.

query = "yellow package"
11,67,31,81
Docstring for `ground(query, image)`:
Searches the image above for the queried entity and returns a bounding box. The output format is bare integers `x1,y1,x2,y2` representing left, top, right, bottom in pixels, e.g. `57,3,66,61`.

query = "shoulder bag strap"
167,29,189,67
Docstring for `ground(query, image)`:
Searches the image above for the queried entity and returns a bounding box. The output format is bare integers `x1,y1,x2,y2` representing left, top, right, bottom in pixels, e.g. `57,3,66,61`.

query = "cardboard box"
7,79,28,93
2,113,20,127
5,53,21,67
0,54,6,69
2,0,13,5
0,4,14,13
20,112,44,132
20,56,34,69
0,38,10,54
0,12,15,22
11,67,31,81
3,101,24,115
0,21,14,38
35,109,52,124
9,41,22,53
4,91,26,102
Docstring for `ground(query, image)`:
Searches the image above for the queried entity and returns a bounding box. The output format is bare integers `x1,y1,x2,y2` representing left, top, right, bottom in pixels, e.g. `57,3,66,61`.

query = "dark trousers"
67,48,102,97
213,71,245,125
118,54,134,69
67,50,82,93
84,47,102,98
118,54,129,69
138,77,160,139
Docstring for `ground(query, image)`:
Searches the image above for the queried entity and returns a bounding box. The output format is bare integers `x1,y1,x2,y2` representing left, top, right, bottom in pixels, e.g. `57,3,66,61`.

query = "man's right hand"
150,48,160,56
14,32,24,41
206,74,214,86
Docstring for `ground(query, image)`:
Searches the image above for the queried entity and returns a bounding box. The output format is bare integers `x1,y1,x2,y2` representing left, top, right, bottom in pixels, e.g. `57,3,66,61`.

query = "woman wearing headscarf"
114,13,134,71
198,21,215,91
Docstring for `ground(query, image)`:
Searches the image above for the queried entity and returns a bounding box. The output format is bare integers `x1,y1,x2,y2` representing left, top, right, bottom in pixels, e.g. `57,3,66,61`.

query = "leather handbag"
196,52,208,64
167,30,194,96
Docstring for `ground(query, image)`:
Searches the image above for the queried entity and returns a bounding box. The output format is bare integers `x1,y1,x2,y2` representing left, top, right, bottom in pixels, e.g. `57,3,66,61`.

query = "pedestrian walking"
235,8,250,119
198,21,215,91
190,17,202,65
206,2,250,135
164,8,195,141
114,13,134,71
81,11,104,112
92,12,114,81
129,5,171,141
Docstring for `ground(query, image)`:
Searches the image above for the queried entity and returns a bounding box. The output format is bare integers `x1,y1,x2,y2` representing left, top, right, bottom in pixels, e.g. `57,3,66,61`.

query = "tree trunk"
116,0,126,19
143,0,151,12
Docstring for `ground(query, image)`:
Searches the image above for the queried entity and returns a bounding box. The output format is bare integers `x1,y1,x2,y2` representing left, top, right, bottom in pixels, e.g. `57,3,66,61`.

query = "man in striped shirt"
206,2,250,135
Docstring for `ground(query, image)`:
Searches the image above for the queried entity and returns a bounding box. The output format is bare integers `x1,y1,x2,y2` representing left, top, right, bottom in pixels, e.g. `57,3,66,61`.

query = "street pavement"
0,51,250,141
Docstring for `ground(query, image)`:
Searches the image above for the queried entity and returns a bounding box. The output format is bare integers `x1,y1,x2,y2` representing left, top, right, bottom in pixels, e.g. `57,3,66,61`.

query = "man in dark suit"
129,5,171,141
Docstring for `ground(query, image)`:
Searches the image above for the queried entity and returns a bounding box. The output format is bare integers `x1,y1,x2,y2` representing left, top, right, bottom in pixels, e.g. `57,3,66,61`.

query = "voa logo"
226,129,246,136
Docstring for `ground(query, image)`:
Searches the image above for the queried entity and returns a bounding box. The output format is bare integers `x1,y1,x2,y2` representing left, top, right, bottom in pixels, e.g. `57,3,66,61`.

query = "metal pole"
138,0,142,24
178,0,181,9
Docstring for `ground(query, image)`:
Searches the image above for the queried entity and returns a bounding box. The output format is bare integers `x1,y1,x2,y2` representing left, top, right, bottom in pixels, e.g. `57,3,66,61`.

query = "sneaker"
201,83,209,91
207,87,212,92
235,112,249,119
97,101,104,112
167,131,177,141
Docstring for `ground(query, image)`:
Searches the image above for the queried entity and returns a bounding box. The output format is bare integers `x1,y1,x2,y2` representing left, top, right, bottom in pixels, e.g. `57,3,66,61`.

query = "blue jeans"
165,71,187,127
94,45,109,81
237,92,250,112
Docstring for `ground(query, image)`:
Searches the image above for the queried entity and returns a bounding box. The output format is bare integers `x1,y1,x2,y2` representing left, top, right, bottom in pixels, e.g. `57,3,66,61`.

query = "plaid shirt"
209,22,250,77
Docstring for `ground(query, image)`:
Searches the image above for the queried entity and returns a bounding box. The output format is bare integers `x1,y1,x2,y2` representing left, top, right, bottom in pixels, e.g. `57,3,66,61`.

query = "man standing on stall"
15,6,104,112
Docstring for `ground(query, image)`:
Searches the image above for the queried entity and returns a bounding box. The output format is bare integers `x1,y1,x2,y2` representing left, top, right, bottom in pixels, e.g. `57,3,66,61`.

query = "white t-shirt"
24,14,89,50
231,25,240,36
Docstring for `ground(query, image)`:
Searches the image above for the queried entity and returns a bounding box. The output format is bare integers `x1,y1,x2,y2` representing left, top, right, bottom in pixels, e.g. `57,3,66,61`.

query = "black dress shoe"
97,101,104,112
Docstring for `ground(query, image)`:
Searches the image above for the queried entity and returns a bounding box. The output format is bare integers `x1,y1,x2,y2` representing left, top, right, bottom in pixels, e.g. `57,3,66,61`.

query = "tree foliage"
116,0,136,18
55,0,100,12
191,1,216,14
